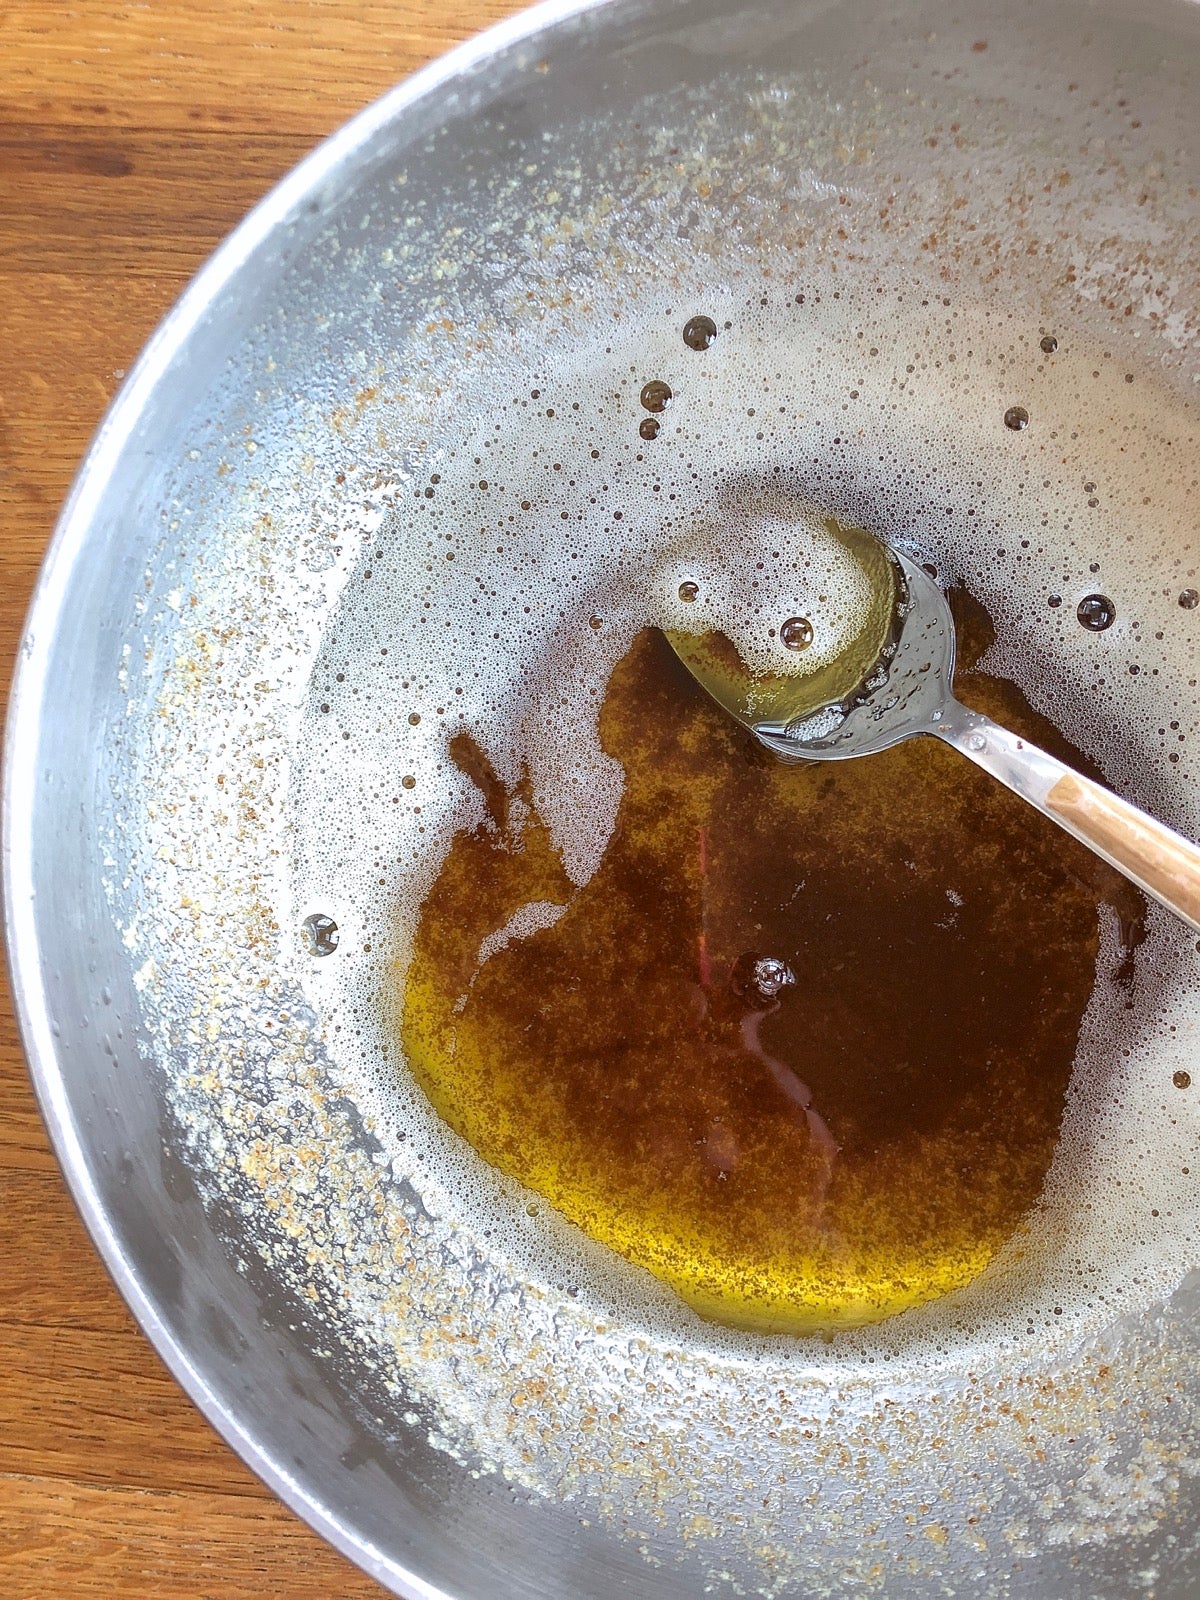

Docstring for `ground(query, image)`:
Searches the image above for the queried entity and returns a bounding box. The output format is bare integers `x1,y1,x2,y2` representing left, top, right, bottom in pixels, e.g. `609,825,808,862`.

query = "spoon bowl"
754,550,959,760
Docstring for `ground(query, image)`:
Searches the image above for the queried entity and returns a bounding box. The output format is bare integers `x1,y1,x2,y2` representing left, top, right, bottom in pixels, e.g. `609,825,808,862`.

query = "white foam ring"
111,34,1200,1597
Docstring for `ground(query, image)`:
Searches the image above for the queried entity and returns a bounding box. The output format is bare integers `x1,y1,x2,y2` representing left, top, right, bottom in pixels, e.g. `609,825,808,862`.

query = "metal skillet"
6,0,1200,1595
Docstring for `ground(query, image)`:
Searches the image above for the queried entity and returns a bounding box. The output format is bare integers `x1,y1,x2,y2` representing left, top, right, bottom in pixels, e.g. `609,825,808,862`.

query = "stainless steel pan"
6,0,1200,1594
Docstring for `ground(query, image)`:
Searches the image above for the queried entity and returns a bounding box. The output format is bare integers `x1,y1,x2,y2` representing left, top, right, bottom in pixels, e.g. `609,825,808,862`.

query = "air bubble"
1076,593,1116,631
678,581,700,603
640,379,673,413
1173,1070,1192,1089
1040,335,1059,354
639,417,661,441
780,616,814,651
731,953,796,1005
1003,406,1030,432
682,315,718,351
1179,590,1199,611
301,913,339,956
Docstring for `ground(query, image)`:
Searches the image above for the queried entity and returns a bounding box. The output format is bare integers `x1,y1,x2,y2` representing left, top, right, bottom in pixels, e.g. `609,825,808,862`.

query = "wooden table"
0,4,521,1592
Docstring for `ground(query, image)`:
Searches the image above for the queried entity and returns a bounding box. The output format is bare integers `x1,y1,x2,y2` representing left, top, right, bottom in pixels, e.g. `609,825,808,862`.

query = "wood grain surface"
0,3,522,1593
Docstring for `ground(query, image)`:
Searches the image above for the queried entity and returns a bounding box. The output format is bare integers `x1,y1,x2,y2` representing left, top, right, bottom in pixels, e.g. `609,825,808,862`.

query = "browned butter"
400,595,1142,1334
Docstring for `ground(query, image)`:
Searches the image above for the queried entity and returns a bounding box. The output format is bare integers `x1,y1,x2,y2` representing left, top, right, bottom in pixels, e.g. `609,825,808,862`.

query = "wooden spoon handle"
1043,770,1200,929
937,709,1200,934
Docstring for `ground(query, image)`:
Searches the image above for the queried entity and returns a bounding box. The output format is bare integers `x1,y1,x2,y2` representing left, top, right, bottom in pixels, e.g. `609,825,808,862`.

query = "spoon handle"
936,708,1200,934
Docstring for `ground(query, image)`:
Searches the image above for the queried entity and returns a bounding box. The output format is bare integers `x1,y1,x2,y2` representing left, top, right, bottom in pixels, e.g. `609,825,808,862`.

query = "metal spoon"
673,548,1200,934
